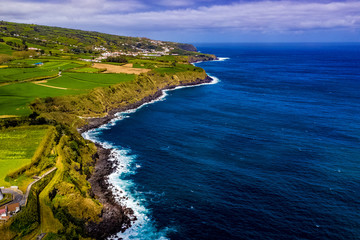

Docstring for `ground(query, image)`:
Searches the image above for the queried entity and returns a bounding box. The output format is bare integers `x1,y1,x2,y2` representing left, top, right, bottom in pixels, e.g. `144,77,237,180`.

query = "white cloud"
155,0,196,7
1,0,359,34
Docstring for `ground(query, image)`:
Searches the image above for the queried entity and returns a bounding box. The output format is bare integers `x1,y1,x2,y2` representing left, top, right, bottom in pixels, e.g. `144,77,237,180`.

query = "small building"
0,203,20,221
0,188,3,201
34,62,43,66
0,208,6,217
7,203,20,213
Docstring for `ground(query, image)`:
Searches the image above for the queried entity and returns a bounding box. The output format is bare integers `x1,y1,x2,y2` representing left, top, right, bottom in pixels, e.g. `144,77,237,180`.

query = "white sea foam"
83,130,170,240
214,57,230,61
81,66,221,239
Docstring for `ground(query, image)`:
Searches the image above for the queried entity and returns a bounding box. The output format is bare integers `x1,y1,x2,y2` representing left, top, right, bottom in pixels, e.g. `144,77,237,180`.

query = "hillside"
0,21,199,57
0,21,216,239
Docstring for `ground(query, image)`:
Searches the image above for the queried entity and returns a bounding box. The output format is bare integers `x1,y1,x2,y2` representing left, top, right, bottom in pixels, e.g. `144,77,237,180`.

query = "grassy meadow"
0,125,49,187
0,42,14,55
0,60,83,84
45,72,135,89
0,82,83,115
0,62,135,116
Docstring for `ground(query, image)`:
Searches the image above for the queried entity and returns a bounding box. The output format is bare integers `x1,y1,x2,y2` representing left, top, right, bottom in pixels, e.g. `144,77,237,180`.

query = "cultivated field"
93,63,151,74
0,125,49,187
0,60,83,84
0,65,135,116
43,72,135,89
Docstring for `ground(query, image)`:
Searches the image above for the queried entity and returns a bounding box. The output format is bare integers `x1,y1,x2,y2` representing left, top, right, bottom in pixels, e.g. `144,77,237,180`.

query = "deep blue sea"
84,43,360,240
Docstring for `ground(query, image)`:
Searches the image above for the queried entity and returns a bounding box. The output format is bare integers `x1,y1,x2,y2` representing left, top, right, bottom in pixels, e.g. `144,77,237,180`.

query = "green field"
130,59,170,69
71,67,101,73
45,72,135,89
0,82,83,115
0,71,135,115
154,63,201,74
0,60,84,83
0,125,49,186
0,43,14,55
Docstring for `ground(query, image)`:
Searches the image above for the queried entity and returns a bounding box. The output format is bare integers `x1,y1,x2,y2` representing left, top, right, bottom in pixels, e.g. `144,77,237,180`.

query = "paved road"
23,167,57,206
1,167,57,207
1,188,23,205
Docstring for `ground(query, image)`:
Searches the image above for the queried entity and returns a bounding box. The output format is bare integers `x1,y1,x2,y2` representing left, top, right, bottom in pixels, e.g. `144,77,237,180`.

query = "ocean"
83,43,360,240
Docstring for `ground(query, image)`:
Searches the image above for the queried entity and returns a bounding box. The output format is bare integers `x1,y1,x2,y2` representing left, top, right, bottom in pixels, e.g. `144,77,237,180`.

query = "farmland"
0,125,49,188
45,72,135,89
0,60,83,84
0,63,135,115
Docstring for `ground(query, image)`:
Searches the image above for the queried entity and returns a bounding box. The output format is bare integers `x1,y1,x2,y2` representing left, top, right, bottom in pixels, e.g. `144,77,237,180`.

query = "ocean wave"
215,57,230,61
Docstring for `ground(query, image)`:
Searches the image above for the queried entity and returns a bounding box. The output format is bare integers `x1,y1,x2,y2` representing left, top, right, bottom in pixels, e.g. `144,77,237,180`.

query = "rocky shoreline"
80,75,213,239
86,145,134,239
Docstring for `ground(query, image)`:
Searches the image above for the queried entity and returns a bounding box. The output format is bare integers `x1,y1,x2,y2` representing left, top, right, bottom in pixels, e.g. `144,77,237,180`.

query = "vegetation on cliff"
0,21,215,239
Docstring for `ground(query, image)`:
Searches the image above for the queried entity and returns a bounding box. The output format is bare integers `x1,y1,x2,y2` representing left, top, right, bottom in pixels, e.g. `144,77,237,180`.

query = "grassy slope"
0,82,83,115
0,42,14,55
0,125,49,187
45,72,135,89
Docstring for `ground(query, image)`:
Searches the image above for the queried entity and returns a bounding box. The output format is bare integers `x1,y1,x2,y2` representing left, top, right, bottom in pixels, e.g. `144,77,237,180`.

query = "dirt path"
33,82,67,90
0,115,18,118
93,63,151,74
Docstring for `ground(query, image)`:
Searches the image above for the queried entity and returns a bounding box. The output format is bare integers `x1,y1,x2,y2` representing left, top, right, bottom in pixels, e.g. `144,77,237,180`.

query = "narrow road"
22,167,57,206
1,188,23,205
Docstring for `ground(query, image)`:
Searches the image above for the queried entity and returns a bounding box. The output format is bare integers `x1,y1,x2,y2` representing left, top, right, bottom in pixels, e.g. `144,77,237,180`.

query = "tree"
106,56,128,63
0,54,13,64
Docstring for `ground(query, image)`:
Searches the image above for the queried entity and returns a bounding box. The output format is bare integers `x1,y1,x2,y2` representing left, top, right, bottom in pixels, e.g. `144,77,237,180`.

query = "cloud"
155,0,196,7
1,0,359,35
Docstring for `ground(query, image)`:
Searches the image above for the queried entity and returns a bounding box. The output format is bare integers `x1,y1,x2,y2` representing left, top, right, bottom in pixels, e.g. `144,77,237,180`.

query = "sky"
1,0,359,43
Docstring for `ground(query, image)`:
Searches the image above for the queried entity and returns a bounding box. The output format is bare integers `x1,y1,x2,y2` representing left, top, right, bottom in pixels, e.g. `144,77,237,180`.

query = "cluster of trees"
106,56,128,63
0,54,12,64
0,50,40,64
5,39,28,51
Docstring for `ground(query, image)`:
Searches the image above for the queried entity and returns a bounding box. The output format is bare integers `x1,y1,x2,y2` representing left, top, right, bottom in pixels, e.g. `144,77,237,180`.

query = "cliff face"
177,43,198,52
188,54,217,63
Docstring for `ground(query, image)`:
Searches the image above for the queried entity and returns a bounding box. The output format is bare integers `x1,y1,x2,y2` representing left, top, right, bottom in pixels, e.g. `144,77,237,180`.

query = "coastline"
78,75,213,134
85,144,134,239
80,75,214,238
